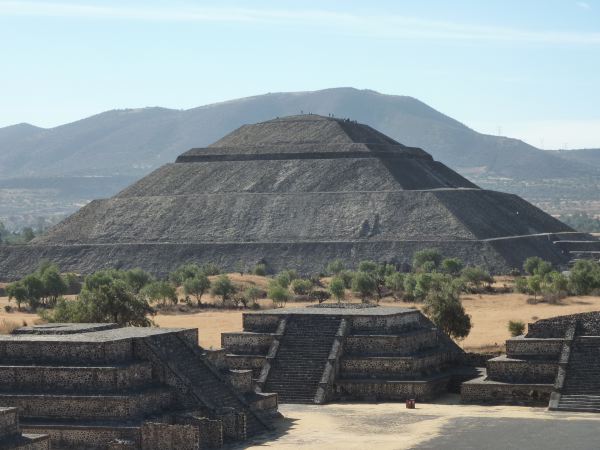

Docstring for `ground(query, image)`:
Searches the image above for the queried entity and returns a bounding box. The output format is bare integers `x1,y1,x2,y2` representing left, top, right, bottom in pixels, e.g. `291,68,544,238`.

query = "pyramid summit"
0,114,595,279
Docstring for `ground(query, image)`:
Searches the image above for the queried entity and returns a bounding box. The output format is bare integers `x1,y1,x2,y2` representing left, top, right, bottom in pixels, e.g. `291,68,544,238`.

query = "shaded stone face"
1,114,592,279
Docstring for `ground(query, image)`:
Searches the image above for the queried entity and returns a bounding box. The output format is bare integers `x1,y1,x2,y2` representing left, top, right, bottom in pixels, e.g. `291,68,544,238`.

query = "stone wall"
340,352,454,378
227,370,253,393
242,314,280,333
486,356,558,383
349,312,422,334
461,378,553,406
141,422,200,450
344,329,438,356
527,312,600,338
221,333,274,354
0,407,19,439
333,378,449,401
506,337,563,358
24,424,138,450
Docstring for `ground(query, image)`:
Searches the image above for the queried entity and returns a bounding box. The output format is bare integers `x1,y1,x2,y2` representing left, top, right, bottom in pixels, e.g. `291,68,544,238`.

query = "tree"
275,272,292,289
412,248,442,272
461,266,493,293
441,258,464,276
514,277,529,294
243,286,262,307
200,263,221,276
423,283,471,340
40,265,67,305
358,260,378,273
21,227,35,242
183,274,211,306
568,260,600,295
528,275,543,301
169,263,202,286
523,257,552,277
142,281,178,306
47,280,154,327
20,274,44,309
326,259,345,275
291,279,312,295
385,272,405,300
6,282,28,310
352,272,376,303
268,284,289,308
211,275,236,304
508,320,526,337
124,268,153,293
329,276,345,303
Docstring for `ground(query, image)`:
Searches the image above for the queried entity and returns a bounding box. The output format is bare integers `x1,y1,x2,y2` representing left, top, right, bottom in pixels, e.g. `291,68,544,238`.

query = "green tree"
326,259,345,275
40,264,68,305
508,320,526,337
461,266,493,293
200,263,221,276
528,275,543,300
423,282,471,340
329,276,345,303
291,279,312,295
385,272,405,300
275,272,292,289
523,257,552,277
183,274,211,306
169,263,202,286
21,227,35,242
403,274,417,301
46,280,154,326
441,258,464,276
568,260,600,295
243,286,262,307
6,282,28,310
211,275,236,304
514,277,530,294
20,274,44,309
412,248,442,272
124,268,153,293
352,272,377,303
358,260,378,273
268,284,290,308
142,281,178,306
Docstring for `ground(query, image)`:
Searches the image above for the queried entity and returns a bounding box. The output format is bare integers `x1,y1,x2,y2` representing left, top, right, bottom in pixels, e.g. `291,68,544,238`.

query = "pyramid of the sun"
0,114,596,279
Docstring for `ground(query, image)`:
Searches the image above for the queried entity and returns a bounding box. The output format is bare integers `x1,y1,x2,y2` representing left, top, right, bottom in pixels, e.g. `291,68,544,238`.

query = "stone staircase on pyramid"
263,316,342,403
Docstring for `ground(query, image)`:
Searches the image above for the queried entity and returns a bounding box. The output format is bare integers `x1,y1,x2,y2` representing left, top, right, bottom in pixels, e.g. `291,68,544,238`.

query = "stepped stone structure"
0,323,278,449
1,114,598,280
462,312,600,412
221,304,464,404
0,407,49,449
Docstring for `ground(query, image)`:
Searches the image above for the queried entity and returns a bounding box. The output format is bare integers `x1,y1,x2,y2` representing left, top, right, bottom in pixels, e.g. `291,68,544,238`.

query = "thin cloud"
1,1,600,45
577,2,591,9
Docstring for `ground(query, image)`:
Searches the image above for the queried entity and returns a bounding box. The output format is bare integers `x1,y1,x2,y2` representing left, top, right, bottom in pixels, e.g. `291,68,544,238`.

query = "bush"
169,263,202,286
329,276,345,303
291,279,312,295
253,263,267,276
461,266,493,293
200,263,221,276
441,258,464,276
183,274,211,306
358,260,378,273
243,287,262,307
514,277,529,294
268,284,290,308
311,290,331,304
3,305,12,313
423,282,471,340
351,272,377,303
412,249,442,272
508,320,525,337
141,281,178,306
523,257,552,277
326,259,345,275
211,275,236,304
568,260,600,295
385,272,405,300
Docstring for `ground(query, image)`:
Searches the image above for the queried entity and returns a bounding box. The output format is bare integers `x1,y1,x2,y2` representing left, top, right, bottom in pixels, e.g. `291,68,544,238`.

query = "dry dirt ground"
237,395,600,450
2,274,600,351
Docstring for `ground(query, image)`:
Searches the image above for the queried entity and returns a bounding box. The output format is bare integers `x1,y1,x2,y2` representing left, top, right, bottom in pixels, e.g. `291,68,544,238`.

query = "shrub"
211,275,236,304
523,257,552,277
326,259,345,275
3,305,12,313
508,320,525,337
358,260,378,273
275,272,292,289
568,260,600,295
461,266,493,293
268,284,290,308
514,277,529,294
200,263,221,276
351,272,377,303
291,279,312,295
412,249,442,272
124,268,154,293
253,263,267,276
142,281,178,306
183,274,211,306
385,272,405,300
243,287,262,307
311,290,331,304
329,276,345,303
423,282,471,340
403,274,417,301
528,275,543,300
169,263,202,286
338,270,354,289
441,258,464,276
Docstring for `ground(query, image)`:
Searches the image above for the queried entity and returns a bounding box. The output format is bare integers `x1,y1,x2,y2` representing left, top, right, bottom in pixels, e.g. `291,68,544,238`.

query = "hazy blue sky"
1,0,599,148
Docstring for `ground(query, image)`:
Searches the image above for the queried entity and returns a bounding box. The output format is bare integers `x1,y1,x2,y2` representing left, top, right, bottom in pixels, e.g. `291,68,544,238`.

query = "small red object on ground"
405,399,416,409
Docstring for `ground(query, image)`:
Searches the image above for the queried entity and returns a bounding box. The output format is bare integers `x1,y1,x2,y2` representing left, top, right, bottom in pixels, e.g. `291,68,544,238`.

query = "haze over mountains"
1,87,599,228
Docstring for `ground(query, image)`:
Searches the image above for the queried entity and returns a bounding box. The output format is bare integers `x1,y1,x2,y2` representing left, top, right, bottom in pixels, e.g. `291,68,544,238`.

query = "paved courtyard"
238,394,600,450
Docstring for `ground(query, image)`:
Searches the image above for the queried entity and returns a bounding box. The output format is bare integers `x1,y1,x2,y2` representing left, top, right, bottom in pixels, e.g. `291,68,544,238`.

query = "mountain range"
1,87,598,227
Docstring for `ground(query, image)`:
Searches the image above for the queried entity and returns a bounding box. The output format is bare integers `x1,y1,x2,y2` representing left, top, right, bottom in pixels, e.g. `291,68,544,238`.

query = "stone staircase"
264,316,341,404
144,333,271,437
556,337,600,412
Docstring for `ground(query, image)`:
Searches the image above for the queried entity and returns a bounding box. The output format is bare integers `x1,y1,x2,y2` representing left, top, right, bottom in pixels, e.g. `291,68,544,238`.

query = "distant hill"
1,87,597,180
0,87,599,228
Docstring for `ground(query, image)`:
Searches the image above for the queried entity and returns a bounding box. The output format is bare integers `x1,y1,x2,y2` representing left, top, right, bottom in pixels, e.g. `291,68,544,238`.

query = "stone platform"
0,407,49,449
222,304,464,404
0,323,279,449
461,312,600,412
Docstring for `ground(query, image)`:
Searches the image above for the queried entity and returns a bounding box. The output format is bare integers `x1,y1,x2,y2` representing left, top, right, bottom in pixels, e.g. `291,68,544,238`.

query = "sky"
0,0,599,149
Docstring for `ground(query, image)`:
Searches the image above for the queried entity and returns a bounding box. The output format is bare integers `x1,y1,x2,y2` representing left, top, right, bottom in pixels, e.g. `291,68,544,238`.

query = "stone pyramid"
0,114,594,279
